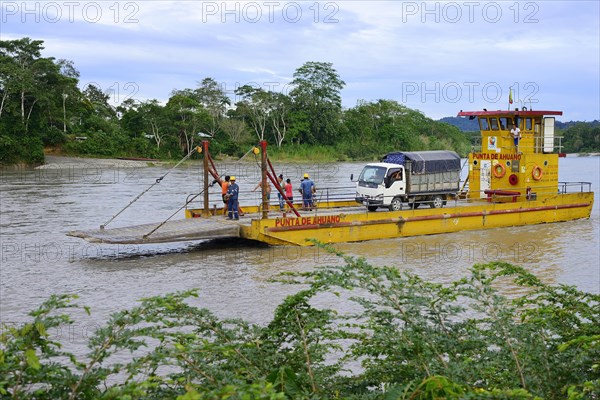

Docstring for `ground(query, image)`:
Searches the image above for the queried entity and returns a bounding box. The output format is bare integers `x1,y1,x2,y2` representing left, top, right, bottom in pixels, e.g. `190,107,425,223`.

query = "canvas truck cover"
381,151,461,174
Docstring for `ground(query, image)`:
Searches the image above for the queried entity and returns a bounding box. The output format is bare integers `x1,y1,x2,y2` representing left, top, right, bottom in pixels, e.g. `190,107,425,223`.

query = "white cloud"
1,0,598,120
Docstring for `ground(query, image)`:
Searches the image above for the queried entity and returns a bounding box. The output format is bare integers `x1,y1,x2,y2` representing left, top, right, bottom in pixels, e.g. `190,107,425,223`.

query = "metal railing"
184,181,593,215
185,186,358,212
471,135,564,154
558,181,592,194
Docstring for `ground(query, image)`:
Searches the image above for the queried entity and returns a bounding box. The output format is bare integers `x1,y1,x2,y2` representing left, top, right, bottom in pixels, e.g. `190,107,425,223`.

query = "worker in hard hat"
299,173,316,211
226,176,240,220
219,175,231,215
216,175,244,216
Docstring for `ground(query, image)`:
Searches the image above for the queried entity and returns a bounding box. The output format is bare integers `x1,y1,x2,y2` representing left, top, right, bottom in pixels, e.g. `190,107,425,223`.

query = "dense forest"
0,38,598,165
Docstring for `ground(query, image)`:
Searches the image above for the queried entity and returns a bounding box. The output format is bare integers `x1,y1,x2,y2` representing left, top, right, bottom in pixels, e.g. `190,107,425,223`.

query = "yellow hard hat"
303,173,309,178
230,176,236,181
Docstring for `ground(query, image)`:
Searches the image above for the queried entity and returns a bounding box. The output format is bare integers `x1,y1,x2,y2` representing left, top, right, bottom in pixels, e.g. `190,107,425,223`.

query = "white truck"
355,150,461,211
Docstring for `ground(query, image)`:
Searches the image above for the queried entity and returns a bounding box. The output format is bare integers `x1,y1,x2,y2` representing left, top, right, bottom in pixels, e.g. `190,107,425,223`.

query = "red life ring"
492,163,506,178
532,165,543,181
508,174,519,185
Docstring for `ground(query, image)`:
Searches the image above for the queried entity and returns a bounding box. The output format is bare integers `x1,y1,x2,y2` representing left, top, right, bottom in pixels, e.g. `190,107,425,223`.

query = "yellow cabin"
458,109,563,202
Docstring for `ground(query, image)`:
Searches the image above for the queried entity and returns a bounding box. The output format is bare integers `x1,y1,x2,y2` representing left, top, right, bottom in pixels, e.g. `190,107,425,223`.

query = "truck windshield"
358,166,386,185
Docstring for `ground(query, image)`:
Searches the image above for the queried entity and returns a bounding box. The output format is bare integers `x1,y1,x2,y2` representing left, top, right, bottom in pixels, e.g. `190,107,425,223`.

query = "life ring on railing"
532,165,543,181
492,163,506,178
508,174,519,185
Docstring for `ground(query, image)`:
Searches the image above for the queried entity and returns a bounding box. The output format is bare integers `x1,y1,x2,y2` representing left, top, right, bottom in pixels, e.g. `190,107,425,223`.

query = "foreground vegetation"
1,247,598,399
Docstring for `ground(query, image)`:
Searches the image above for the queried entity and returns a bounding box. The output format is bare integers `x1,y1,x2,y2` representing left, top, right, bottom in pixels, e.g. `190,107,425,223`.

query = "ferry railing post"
202,140,210,217
260,140,268,219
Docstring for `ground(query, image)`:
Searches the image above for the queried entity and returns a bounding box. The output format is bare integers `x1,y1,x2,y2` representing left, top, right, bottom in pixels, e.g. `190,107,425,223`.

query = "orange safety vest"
221,180,229,195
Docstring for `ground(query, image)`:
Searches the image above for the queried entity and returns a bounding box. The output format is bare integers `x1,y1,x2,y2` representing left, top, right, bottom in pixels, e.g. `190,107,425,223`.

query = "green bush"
41,126,67,147
1,248,598,399
63,130,130,157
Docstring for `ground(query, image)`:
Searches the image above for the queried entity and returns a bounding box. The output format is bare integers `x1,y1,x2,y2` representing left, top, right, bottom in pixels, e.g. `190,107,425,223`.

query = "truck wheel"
367,205,378,212
430,195,444,209
389,197,403,211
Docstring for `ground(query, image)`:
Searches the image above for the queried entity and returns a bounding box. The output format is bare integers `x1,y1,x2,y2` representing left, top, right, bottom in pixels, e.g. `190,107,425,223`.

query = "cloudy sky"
2,0,599,121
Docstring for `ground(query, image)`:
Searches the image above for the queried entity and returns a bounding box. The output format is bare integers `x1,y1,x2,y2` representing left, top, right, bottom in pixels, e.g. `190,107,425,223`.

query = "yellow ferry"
69,108,594,246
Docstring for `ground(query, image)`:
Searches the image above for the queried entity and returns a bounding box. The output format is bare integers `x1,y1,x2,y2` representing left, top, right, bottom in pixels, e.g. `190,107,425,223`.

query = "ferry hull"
241,192,594,246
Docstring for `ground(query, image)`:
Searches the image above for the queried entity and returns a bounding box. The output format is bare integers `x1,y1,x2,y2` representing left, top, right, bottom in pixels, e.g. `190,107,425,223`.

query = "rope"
143,188,207,239
237,146,255,162
100,146,198,229
141,146,256,237
207,146,255,184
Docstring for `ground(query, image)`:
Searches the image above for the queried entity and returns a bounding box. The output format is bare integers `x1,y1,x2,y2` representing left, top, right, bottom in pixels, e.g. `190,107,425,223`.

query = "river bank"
2,148,597,170
30,151,600,170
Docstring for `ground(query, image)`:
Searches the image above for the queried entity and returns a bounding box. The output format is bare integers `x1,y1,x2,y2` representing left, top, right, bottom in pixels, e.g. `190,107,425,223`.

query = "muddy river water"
1,155,598,349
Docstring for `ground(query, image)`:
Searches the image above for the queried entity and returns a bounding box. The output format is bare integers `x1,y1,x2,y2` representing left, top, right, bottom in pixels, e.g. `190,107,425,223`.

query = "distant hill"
438,117,479,132
439,117,600,132
555,120,600,130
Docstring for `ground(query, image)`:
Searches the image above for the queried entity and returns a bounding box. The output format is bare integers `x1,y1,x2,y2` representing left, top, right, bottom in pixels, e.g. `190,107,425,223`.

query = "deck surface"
68,218,244,244
67,202,471,245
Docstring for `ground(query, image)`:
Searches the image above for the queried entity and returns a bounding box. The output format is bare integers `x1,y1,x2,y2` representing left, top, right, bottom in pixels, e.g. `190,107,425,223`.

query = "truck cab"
355,163,406,211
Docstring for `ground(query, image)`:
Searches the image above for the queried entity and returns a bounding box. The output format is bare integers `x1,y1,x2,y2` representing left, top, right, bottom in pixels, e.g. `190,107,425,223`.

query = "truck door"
384,167,405,204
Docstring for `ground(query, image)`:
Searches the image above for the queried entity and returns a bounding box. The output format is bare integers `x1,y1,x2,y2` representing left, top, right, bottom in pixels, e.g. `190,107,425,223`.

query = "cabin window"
386,168,402,188
388,168,402,182
479,118,489,130
499,117,510,130
490,118,499,130
525,118,533,130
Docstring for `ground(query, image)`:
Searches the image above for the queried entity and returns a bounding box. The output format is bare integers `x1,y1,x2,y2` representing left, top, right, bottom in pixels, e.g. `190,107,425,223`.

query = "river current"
1,155,598,348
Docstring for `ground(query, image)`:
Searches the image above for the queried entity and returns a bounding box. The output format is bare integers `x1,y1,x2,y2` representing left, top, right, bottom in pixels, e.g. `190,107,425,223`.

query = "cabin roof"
457,110,563,117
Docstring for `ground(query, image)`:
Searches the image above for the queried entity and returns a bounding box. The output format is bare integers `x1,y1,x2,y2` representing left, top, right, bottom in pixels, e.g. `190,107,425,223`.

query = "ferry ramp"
67,218,244,244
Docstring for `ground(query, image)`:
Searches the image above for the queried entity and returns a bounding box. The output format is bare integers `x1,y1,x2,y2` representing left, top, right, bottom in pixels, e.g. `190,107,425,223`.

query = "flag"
509,88,513,104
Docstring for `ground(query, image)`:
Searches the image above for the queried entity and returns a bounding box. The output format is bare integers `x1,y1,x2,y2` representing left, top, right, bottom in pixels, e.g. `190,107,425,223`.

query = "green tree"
56,59,80,134
343,100,422,148
270,92,291,148
0,39,66,133
219,117,251,146
165,89,210,155
289,61,345,145
0,38,44,126
561,122,600,153
340,99,470,158
234,85,271,141
138,99,170,151
194,77,230,137
82,84,115,119
0,38,81,163
233,86,292,148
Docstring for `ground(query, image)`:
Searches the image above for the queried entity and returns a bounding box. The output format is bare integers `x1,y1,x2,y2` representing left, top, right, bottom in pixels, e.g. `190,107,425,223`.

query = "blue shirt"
300,179,315,196
227,182,239,201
